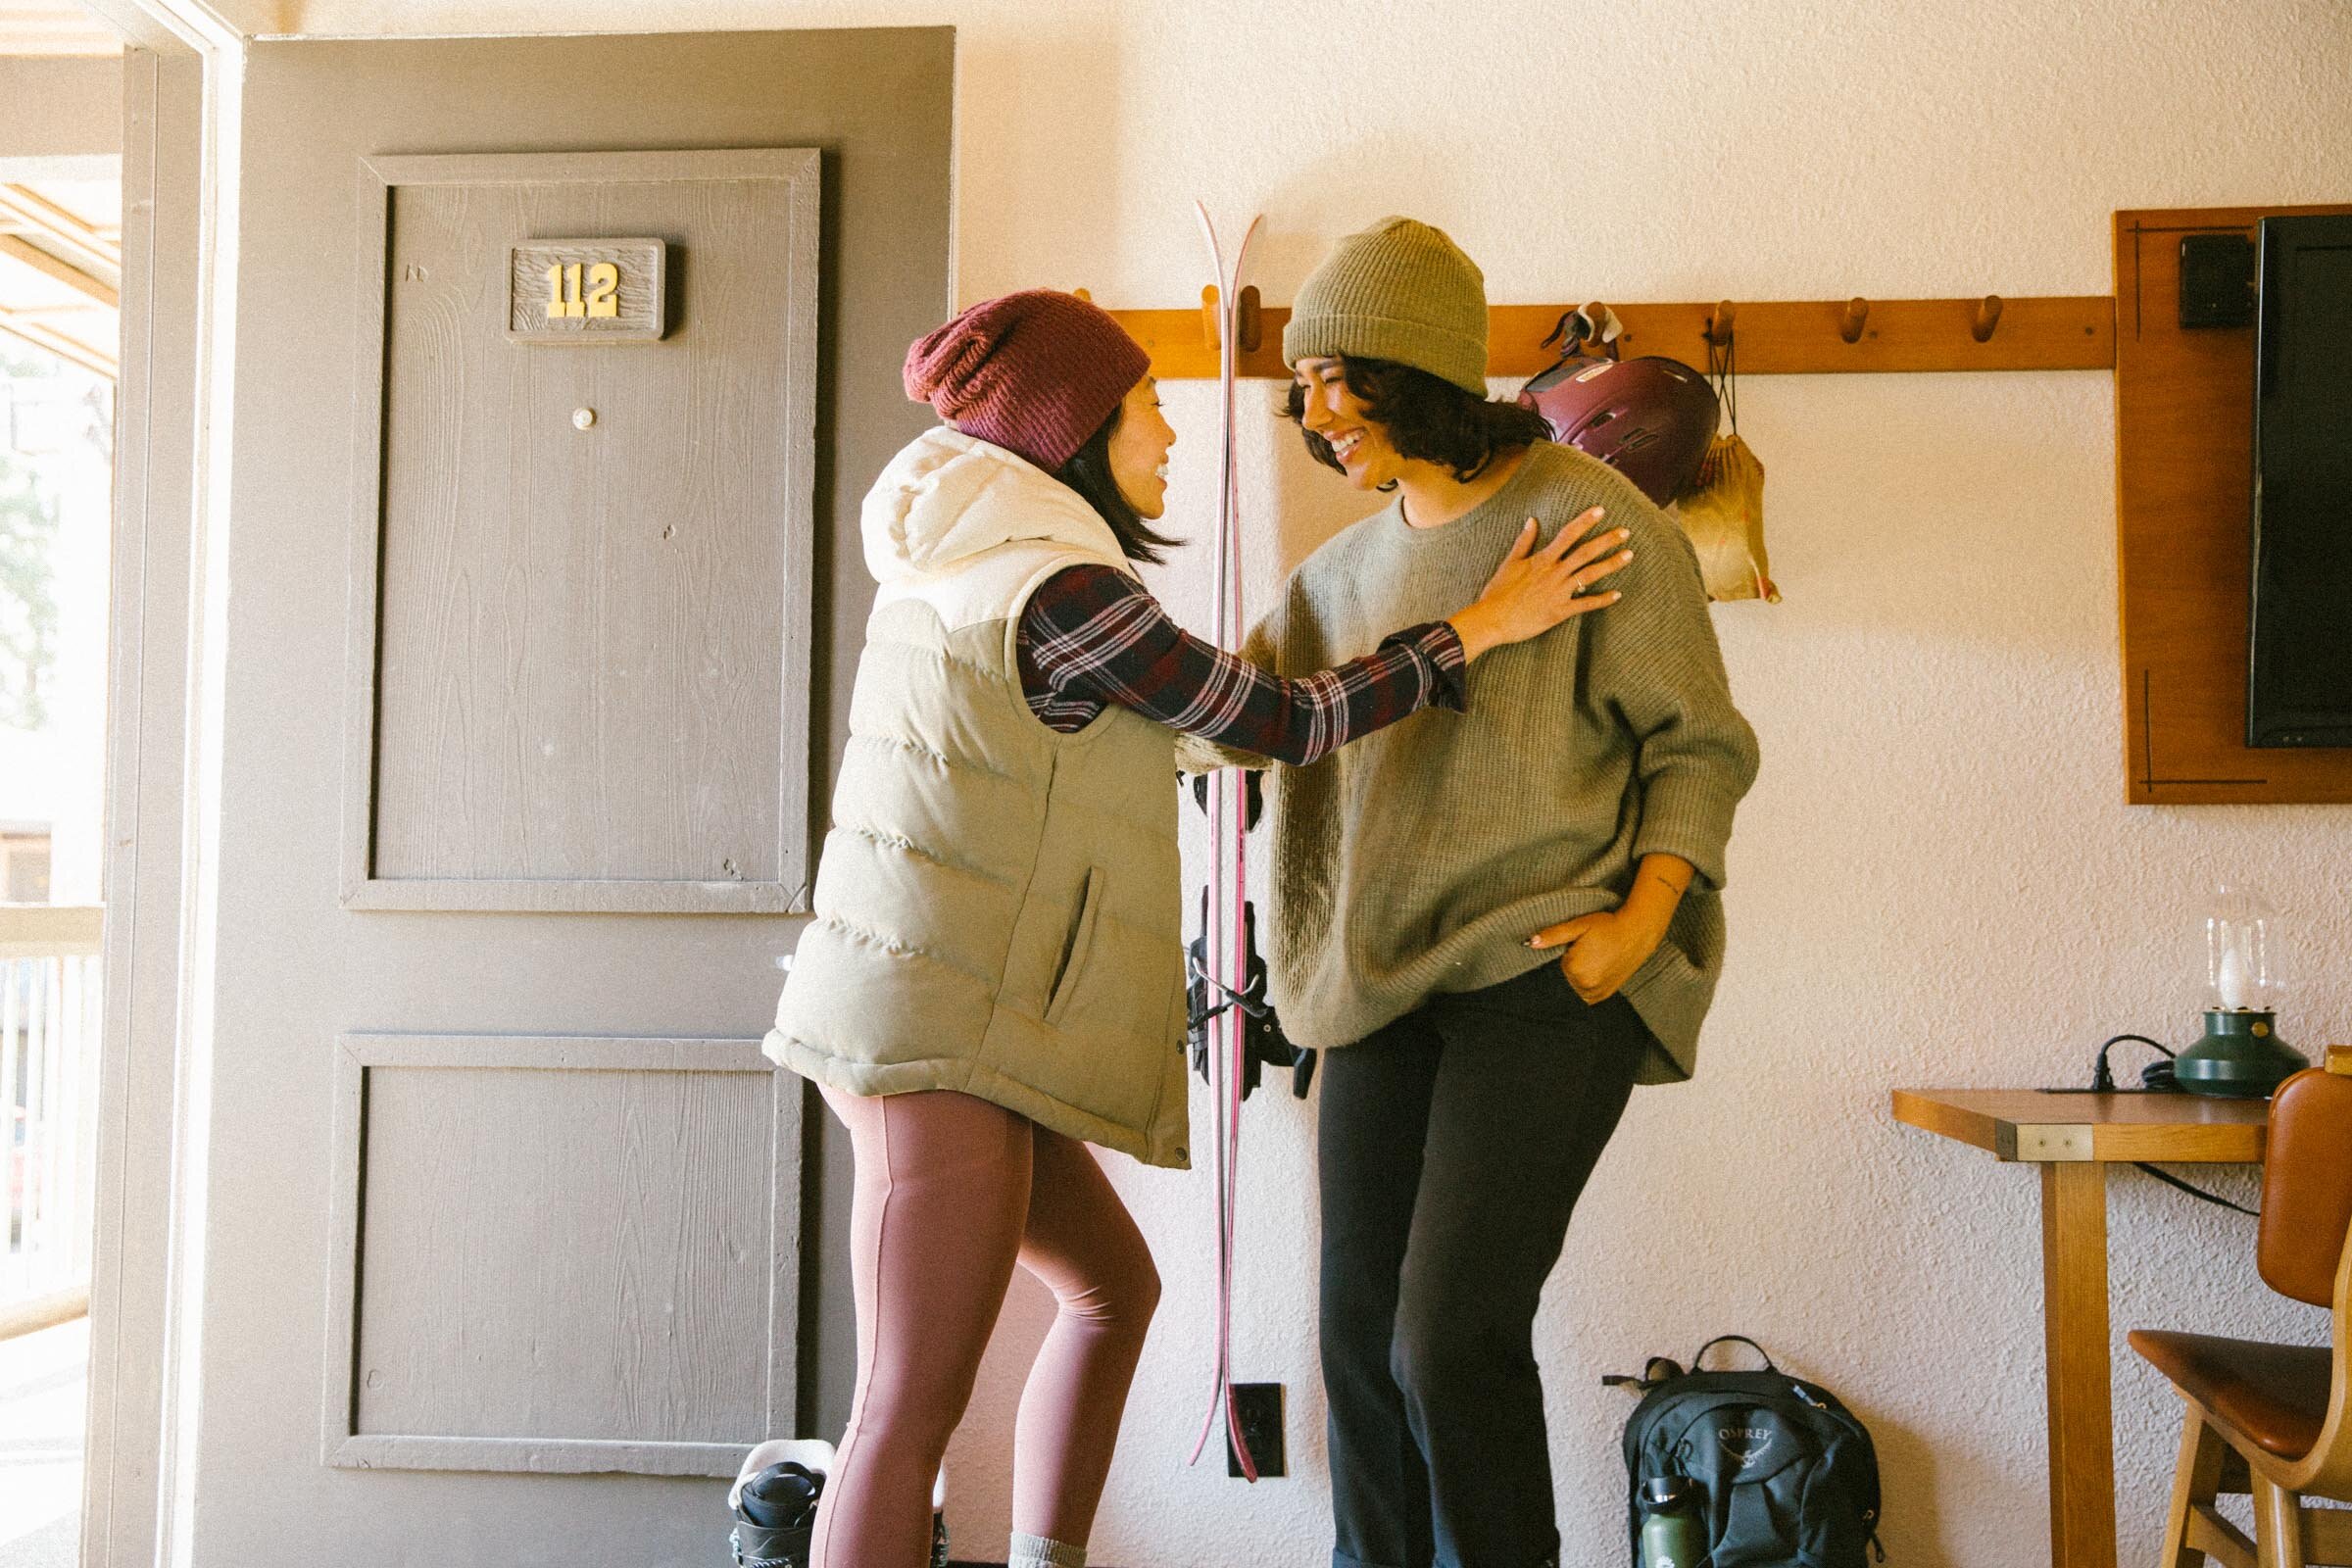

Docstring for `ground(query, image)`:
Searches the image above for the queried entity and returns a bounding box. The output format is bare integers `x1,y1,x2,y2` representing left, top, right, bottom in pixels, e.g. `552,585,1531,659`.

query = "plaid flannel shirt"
1015,564,1466,765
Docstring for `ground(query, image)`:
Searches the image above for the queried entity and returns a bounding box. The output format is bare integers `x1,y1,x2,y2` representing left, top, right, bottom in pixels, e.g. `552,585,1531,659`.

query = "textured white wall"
284,2,2352,1563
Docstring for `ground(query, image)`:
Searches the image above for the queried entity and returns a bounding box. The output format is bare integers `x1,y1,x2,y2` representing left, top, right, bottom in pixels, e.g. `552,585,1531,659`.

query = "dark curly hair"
1054,403,1181,565
1283,356,1551,487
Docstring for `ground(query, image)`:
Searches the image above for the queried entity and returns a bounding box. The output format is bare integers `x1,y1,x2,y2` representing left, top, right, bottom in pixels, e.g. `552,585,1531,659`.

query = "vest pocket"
1044,866,1106,1028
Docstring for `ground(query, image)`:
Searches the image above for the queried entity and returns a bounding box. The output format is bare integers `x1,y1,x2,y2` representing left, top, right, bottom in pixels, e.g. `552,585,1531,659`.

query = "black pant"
1318,963,1645,1568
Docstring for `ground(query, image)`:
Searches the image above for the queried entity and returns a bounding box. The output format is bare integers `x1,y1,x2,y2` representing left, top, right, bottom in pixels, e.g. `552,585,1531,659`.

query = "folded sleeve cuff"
1631,770,1743,890
1409,620,1468,711
1173,733,1271,774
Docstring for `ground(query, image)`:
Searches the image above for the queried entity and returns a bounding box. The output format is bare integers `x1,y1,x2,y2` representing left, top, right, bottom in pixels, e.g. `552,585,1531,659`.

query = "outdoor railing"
1,904,102,1339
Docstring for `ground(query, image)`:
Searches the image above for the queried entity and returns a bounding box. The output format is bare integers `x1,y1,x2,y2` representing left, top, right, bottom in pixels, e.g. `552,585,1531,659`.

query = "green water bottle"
1638,1475,1707,1568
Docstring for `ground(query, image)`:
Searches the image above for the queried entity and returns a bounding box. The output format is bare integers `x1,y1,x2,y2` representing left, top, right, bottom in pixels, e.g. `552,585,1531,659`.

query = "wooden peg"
1072,287,1093,303
1973,294,2004,343
1840,298,1870,344
1582,301,1610,342
1237,284,1262,354
1201,284,1221,350
1705,301,1738,345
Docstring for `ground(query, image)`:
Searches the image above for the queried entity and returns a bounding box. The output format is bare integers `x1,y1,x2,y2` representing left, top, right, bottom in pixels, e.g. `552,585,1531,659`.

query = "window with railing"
0,343,110,1338
1,903,99,1332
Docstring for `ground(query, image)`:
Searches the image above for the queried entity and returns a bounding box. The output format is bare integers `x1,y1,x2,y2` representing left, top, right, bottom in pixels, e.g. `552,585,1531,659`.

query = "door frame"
71,3,242,1564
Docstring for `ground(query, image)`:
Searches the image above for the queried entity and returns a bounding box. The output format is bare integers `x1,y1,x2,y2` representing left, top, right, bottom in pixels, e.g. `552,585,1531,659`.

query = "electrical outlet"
1226,1383,1286,1479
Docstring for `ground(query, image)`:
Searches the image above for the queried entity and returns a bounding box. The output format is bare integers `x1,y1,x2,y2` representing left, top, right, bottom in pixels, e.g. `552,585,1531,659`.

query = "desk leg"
2042,1160,2118,1568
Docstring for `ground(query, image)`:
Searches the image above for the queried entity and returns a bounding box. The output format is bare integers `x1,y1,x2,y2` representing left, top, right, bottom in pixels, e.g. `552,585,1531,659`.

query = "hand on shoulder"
1448,508,1632,660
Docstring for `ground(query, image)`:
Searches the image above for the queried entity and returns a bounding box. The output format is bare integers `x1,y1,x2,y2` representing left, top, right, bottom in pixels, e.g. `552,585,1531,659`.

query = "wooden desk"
1892,1089,2270,1568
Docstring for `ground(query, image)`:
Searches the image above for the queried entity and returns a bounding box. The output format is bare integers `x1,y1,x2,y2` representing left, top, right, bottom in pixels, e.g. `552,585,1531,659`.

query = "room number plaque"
507,237,667,343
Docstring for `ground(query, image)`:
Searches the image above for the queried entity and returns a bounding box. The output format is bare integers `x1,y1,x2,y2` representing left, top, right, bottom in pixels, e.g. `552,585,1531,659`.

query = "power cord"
2092,1033,2176,1092
2134,1162,2259,1216
2086,1034,2260,1217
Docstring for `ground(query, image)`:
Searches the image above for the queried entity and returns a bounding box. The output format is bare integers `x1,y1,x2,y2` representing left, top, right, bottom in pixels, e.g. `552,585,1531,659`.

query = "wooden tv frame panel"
2116,204,2352,805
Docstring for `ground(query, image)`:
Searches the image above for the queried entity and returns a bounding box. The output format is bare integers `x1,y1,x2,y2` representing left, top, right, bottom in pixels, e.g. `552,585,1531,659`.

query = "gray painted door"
194,31,951,1567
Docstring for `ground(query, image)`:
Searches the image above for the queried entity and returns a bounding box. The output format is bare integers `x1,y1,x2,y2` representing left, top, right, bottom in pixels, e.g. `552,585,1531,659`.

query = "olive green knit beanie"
1283,217,1491,395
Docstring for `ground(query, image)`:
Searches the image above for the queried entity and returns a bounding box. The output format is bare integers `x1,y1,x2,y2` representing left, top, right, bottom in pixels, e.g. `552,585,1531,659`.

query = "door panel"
201,30,951,1567
325,1034,792,1475
352,151,817,911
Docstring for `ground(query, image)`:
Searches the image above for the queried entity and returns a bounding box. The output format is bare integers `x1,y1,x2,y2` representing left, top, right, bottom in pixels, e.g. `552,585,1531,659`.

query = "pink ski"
1187,201,1267,1482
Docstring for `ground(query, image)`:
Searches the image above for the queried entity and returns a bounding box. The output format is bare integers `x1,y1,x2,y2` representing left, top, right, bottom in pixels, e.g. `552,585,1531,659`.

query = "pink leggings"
812,1087,1161,1568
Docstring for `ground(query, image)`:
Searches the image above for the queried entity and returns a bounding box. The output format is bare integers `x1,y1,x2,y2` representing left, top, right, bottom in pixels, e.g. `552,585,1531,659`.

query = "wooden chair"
2130,1050,2352,1568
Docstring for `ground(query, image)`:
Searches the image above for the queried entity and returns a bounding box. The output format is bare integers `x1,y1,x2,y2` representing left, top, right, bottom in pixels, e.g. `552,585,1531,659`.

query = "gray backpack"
1609,1337,1885,1567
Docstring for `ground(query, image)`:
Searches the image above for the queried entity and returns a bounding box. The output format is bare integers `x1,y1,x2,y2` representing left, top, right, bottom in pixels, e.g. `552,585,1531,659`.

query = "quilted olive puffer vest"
765,429,1190,1168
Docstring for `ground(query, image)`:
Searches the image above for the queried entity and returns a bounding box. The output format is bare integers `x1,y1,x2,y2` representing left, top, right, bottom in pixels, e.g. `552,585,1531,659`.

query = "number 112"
545,262,620,320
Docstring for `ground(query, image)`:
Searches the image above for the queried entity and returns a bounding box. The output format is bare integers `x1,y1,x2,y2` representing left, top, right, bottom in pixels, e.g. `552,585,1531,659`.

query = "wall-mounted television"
2247,214,2352,747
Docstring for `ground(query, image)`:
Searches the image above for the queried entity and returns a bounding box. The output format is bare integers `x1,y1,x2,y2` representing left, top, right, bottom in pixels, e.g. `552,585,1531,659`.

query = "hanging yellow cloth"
1671,330,1778,605
1674,432,1778,603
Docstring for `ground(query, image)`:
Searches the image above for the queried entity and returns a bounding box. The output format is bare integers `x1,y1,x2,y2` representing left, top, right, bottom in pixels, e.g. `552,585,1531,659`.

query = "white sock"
1006,1531,1087,1568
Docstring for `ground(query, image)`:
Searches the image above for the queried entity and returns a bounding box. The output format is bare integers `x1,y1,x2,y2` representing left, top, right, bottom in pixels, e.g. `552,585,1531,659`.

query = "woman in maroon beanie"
764,290,1636,1568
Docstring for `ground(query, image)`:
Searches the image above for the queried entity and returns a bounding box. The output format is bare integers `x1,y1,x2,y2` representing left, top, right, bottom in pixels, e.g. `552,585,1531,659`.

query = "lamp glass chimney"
2204,887,2278,1013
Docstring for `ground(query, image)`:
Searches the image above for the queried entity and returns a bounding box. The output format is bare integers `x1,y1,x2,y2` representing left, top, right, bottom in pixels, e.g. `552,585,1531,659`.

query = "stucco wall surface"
281,2,2352,1564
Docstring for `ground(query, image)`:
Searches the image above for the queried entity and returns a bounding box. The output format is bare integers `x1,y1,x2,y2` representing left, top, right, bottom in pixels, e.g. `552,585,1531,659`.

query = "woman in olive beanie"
768,287,1638,1568
1242,219,1759,1568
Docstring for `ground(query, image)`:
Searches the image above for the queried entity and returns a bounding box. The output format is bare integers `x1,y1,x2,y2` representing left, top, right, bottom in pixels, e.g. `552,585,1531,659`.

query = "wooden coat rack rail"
1081,290,2117,378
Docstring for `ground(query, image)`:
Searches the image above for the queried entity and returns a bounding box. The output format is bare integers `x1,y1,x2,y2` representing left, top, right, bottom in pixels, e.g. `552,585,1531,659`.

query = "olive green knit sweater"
1200,440,1759,1083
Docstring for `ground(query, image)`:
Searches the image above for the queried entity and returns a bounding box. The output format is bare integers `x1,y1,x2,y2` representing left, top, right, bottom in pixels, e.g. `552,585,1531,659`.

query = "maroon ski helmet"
1517,353,1719,506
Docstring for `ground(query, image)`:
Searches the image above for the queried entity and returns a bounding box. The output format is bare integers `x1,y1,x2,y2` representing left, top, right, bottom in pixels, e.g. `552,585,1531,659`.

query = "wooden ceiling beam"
0,231,120,307
0,302,117,378
0,183,121,283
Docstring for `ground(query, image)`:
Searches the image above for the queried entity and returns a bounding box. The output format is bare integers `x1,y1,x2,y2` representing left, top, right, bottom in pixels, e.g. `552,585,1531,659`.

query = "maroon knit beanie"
903,289,1152,471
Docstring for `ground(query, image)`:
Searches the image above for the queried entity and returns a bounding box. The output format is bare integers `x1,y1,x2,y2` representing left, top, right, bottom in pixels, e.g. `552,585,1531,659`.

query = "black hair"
1282,356,1550,486
1054,403,1182,565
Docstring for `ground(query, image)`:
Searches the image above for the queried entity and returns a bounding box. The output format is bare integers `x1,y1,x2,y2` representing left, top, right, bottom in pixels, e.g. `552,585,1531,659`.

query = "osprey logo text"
1719,1425,1776,1466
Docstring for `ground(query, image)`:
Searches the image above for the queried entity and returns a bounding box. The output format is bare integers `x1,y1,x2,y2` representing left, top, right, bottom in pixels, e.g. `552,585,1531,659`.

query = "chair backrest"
2259,1062,2352,1307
